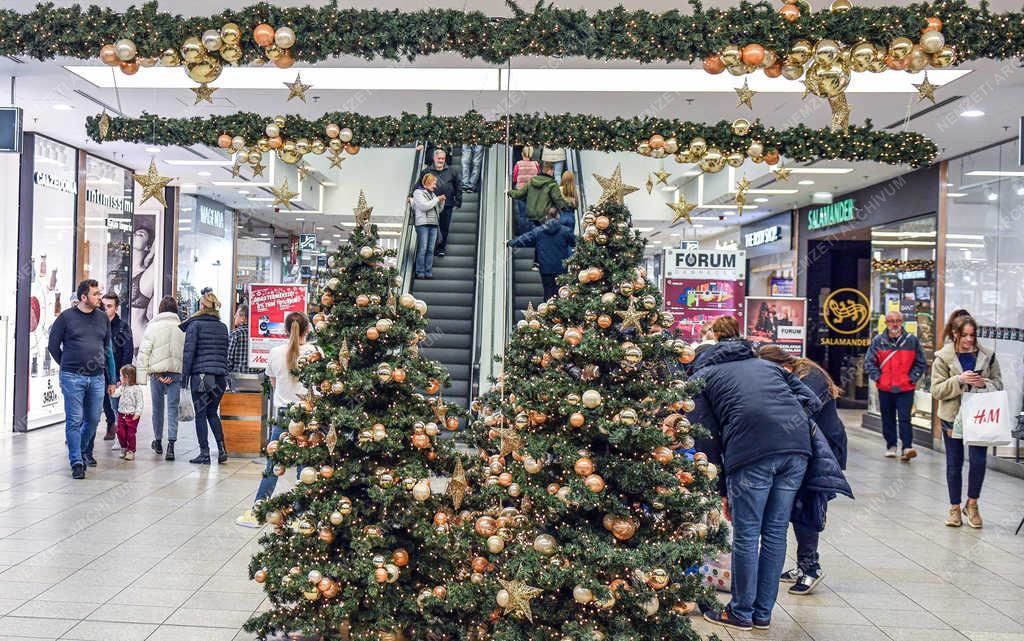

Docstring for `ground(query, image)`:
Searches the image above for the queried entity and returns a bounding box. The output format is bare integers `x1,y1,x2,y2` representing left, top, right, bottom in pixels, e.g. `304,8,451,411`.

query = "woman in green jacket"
930,315,1002,529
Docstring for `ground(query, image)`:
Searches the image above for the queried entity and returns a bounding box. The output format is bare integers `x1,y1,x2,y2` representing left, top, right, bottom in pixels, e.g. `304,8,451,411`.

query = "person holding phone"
931,315,1002,528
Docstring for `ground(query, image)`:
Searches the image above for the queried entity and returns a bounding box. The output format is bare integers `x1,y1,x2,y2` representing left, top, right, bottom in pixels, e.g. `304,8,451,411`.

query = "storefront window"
944,141,1024,462
82,156,134,307
176,194,235,323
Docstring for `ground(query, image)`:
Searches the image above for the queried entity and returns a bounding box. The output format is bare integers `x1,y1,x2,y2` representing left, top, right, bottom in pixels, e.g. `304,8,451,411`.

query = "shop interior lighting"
64,65,971,94
947,192,967,197
960,109,985,117
798,180,815,185
754,197,769,203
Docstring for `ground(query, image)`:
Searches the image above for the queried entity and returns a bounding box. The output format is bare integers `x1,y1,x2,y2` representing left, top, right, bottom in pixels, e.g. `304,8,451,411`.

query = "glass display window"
82,156,134,306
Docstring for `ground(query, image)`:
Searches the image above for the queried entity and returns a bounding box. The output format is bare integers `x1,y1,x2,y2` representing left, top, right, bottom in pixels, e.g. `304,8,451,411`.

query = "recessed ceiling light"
782,167,854,175
295,217,305,221
333,233,341,238
237,189,250,194
321,239,331,245
53,104,74,110
754,197,769,203
960,109,985,117
985,190,998,201
947,192,967,198
145,147,161,153
316,226,325,231
197,171,211,176
798,179,815,185
165,159,234,166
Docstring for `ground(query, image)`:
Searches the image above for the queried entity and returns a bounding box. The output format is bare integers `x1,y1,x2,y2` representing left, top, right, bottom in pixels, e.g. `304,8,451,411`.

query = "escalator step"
423,318,473,334
420,346,473,365
445,232,478,245
426,267,478,281
436,244,476,257
445,364,471,380
430,256,476,269
413,279,475,294
417,304,474,321
420,333,472,350
412,291,474,308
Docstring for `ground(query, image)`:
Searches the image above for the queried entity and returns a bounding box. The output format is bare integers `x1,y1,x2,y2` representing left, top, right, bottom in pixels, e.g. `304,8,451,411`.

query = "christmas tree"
244,194,474,641
460,166,727,641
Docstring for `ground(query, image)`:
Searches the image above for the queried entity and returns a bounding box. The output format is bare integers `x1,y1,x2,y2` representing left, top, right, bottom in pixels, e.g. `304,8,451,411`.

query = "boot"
151,439,163,454
189,448,211,464
103,422,116,440
216,441,228,463
165,440,175,461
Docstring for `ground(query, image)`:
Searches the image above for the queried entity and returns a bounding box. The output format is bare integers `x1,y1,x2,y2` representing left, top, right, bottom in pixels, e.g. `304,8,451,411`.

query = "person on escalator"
507,208,575,301
507,162,571,228
511,146,540,235
411,148,461,257
412,173,445,280
559,170,578,235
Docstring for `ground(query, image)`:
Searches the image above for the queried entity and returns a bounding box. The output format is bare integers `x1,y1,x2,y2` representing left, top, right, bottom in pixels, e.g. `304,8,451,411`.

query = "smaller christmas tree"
244,194,477,641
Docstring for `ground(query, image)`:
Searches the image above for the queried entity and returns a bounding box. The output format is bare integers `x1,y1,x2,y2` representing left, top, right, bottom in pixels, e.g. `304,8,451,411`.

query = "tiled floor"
0,410,1022,641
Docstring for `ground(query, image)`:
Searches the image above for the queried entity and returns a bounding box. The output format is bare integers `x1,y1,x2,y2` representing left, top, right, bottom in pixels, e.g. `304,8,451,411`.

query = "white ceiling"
3,0,1023,247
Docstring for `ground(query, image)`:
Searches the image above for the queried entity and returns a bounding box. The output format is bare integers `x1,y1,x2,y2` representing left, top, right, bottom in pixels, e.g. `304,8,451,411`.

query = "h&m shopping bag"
961,390,1012,447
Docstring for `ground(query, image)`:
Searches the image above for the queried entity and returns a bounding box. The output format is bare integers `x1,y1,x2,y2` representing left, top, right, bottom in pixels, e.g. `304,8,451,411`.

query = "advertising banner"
663,249,746,341
744,296,807,356
769,277,795,297
819,287,872,347
248,284,308,368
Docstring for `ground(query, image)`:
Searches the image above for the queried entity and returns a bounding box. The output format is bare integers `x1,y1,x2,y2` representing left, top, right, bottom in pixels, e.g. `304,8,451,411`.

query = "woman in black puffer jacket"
180,292,230,464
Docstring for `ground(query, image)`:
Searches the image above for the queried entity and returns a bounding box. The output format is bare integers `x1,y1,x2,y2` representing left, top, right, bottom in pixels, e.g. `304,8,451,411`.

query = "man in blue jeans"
688,316,819,631
48,279,116,479
864,311,926,461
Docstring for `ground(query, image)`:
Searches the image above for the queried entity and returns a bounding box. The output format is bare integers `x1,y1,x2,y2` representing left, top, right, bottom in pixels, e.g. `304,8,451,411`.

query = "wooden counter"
220,391,266,456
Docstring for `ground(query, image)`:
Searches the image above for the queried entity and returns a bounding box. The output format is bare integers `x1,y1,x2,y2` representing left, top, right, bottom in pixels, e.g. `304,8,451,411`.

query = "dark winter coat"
507,174,570,222
558,210,576,235
864,328,927,393
180,314,229,380
791,426,854,531
109,315,134,379
688,339,820,495
415,165,461,211
801,368,848,469
507,218,576,275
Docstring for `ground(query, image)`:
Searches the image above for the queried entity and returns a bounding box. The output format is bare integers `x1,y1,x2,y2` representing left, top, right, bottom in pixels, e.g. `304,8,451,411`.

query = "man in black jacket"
413,148,462,256
100,293,134,442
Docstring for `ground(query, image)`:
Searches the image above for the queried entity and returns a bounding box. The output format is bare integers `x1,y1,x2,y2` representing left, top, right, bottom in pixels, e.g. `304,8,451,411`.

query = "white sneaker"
885,447,897,458
236,510,261,528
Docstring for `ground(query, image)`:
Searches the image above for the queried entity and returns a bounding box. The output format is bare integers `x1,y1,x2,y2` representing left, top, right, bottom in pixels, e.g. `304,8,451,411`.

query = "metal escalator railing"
568,148,588,228
505,144,516,339
397,145,427,295
467,148,491,405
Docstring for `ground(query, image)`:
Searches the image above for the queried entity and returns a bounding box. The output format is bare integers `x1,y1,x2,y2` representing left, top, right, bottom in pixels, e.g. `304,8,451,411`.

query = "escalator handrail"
505,144,516,340
569,148,588,227
397,144,428,295
468,148,491,406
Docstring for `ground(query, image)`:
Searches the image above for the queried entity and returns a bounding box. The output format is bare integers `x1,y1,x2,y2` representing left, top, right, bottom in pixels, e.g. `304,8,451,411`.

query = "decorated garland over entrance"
86,110,938,168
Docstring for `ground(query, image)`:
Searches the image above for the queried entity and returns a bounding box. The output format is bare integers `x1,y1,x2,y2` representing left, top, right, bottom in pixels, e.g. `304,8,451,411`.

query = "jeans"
942,421,987,504
541,273,558,301
254,420,303,504
190,374,226,451
415,225,438,276
59,371,105,468
514,200,530,235
150,373,181,441
435,206,453,252
878,389,915,449
103,391,117,427
794,521,821,574
549,160,566,182
461,144,483,189
726,453,809,623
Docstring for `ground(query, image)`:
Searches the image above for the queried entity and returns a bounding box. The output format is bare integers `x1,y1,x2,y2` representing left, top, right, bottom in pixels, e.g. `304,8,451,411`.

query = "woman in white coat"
137,296,186,460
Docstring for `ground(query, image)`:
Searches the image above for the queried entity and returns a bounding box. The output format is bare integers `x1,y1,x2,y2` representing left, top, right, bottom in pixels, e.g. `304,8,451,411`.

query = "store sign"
665,248,744,279
770,277,794,297
744,225,782,248
198,201,226,237
86,188,134,213
744,296,807,356
33,170,77,194
820,287,872,346
808,198,855,231
663,248,746,341
248,283,309,368
299,233,317,253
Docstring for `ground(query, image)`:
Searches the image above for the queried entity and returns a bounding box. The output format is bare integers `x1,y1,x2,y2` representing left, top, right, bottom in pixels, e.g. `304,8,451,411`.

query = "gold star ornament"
645,173,654,194
353,190,373,230
653,169,672,185
497,579,543,623
495,427,524,457
133,159,174,207
593,164,639,205
326,425,338,456
251,161,265,178
666,197,697,226
616,297,646,332
735,78,757,110
914,73,937,104
270,178,299,210
191,83,217,104
772,164,792,181
329,152,345,170
446,458,468,510
522,301,540,322
283,73,312,102
98,111,110,140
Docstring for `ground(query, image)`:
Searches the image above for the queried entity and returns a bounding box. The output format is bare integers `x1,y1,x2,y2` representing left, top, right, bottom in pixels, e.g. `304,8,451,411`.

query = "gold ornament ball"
648,568,670,589
620,408,639,426
114,38,137,62
187,57,222,84
158,48,180,66
339,127,354,143
274,26,297,49
272,463,286,477
299,467,318,484
931,45,955,68
582,389,602,409
814,39,840,64
254,568,268,583
889,37,914,60
180,37,205,64
534,534,558,556
830,0,852,10
689,137,708,157
486,535,505,554
726,151,745,168
359,245,374,259
720,44,741,67
731,118,751,136
201,29,222,52
920,29,945,54
789,39,812,64
412,479,432,501
329,511,344,525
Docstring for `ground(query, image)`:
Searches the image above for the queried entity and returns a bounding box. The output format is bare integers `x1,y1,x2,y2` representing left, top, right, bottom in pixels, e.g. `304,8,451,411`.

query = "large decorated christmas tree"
460,166,727,641
245,193,474,641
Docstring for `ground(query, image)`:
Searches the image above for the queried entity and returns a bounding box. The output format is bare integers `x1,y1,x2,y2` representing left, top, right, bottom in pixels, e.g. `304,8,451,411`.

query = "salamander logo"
823,288,870,335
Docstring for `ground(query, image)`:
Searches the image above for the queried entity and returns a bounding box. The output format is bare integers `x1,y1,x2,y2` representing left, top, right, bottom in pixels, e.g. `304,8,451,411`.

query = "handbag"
960,389,1012,446
178,390,195,422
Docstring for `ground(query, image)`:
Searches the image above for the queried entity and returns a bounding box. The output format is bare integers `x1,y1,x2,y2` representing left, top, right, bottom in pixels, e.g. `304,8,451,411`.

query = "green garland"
2,0,1022,64
86,110,938,167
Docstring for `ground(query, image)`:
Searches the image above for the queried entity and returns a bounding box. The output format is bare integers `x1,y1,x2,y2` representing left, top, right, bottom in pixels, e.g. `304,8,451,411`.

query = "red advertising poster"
744,296,807,357
665,278,746,341
248,283,309,368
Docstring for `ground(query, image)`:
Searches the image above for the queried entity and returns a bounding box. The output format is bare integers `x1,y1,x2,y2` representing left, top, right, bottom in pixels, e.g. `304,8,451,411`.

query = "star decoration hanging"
133,159,174,207
329,151,345,170
270,178,299,210
653,169,672,185
772,164,792,181
386,287,397,314
735,175,751,216
666,196,697,226
735,78,757,110
433,393,449,423
230,162,242,178
645,173,654,194
297,164,310,180
829,94,851,133
98,111,110,140
616,297,645,332
325,425,338,456
338,339,350,371
191,83,217,104
913,73,937,104
497,579,543,622
353,190,373,231
593,164,639,205
283,73,312,102
251,161,265,178
522,301,540,322
446,458,468,510
495,427,524,457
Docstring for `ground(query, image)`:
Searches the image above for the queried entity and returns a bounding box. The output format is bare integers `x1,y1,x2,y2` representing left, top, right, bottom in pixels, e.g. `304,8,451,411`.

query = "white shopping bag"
961,390,1013,447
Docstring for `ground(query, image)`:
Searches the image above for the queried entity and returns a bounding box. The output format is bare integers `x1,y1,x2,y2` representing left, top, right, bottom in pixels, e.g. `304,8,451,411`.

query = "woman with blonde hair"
412,172,444,279
179,292,230,464
236,311,317,527
559,170,578,234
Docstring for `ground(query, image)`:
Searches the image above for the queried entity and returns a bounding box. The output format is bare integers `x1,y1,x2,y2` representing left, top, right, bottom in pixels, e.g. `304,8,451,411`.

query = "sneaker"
436,250,446,257
780,568,802,583
84,454,97,467
753,619,772,630
945,505,962,527
964,503,983,528
789,569,823,595
71,463,86,479
703,607,753,632
119,449,126,459
124,451,135,461
151,440,163,454
236,510,261,528
531,263,540,271
885,447,897,458
900,448,917,462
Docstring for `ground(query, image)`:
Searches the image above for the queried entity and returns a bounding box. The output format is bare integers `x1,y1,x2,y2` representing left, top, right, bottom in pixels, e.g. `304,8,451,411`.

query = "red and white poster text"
248,284,309,368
